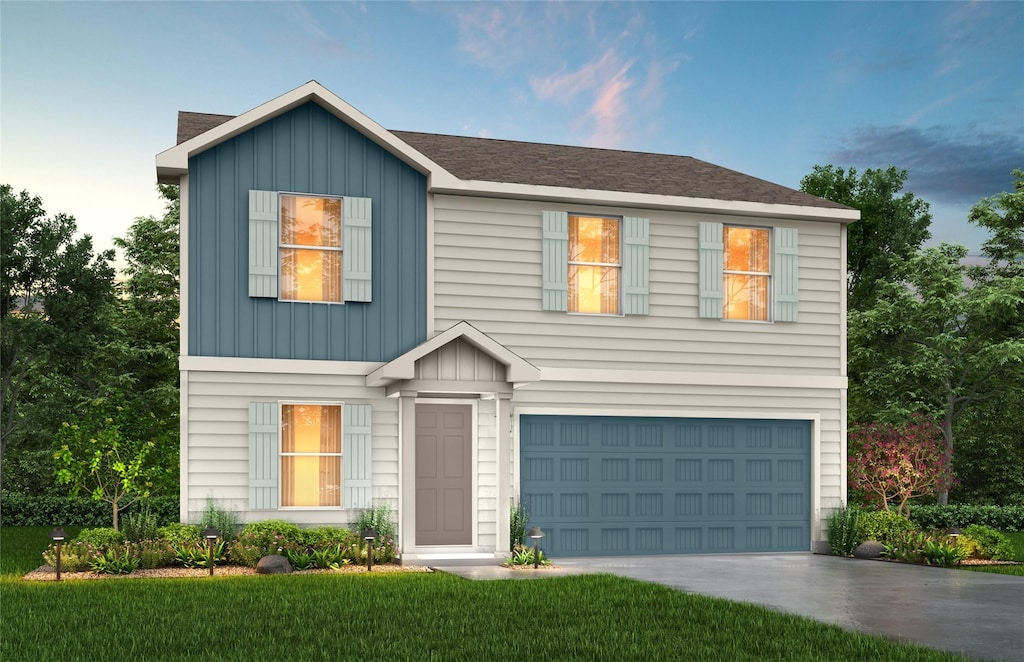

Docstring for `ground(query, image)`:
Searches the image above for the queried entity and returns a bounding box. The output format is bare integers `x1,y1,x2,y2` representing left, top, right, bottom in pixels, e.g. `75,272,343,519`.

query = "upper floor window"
248,190,373,303
723,226,770,321
541,211,649,316
280,195,343,302
569,215,621,314
698,221,799,323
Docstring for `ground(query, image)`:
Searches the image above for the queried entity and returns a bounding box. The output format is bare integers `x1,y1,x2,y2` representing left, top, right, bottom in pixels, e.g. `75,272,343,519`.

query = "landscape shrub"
122,506,161,542
42,541,100,572
197,499,241,542
156,523,200,547
510,501,528,551
857,510,917,545
73,527,125,551
507,543,550,566
883,531,965,567
0,493,178,527
962,525,1014,561
228,520,303,567
131,540,175,569
908,504,1024,532
826,504,861,555
90,546,139,575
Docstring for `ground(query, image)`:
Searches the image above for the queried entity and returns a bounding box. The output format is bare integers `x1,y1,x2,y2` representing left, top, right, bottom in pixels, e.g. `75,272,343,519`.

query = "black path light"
363,528,377,572
528,527,544,569
50,527,67,581
947,526,962,542
203,526,220,576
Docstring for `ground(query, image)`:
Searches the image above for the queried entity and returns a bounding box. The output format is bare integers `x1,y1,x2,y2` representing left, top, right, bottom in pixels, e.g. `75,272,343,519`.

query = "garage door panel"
521,415,811,556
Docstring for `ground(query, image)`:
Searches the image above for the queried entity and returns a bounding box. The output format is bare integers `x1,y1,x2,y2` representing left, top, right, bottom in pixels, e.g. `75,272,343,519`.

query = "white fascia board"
428,177,860,224
366,321,540,388
156,81,453,183
178,355,382,376
537,367,847,390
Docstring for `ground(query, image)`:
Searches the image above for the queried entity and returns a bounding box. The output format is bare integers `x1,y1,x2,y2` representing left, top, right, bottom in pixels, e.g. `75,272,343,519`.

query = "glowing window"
281,404,342,507
280,195,342,302
723,226,770,321
568,215,620,314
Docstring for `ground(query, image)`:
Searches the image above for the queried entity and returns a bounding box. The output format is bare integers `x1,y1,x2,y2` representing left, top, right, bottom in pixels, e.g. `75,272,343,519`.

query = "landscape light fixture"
363,528,377,572
947,526,962,541
50,527,67,581
528,527,544,569
203,526,220,576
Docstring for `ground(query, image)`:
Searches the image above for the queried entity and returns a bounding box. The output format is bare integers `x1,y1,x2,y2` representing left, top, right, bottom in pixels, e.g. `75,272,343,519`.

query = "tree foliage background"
0,184,180,520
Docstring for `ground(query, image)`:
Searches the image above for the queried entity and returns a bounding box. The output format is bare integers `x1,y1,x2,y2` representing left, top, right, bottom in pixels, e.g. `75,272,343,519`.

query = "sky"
2,1,1022,268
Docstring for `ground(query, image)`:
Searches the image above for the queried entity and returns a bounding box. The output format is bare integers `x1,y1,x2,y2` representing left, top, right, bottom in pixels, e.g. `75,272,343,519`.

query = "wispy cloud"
827,124,1023,205
903,76,996,125
432,2,687,149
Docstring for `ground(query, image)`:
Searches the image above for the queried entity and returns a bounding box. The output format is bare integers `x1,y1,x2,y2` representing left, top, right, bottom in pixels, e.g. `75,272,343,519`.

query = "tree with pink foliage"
848,414,954,517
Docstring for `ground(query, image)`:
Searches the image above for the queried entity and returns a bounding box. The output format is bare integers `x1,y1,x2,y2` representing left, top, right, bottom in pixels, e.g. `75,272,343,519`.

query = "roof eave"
155,80,454,183
427,178,860,223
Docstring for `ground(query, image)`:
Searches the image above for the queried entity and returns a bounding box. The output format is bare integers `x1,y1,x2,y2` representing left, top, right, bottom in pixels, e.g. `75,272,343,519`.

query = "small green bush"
228,520,303,567
857,510,917,545
506,543,550,566
298,526,358,548
908,504,1024,532
353,504,397,563
156,523,200,546
130,540,175,569
73,527,125,551
122,506,161,542
510,500,528,551
197,499,241,542
826,504,861,555
90,547,139,575
962,524,1014,561
42,541,99,572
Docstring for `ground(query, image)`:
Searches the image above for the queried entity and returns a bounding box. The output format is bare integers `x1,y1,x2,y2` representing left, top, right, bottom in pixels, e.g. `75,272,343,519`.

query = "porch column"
397,391,417,560
495,392,513,555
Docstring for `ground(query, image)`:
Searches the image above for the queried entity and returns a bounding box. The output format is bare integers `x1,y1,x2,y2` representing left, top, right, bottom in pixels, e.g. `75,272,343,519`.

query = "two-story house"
156,81,855,563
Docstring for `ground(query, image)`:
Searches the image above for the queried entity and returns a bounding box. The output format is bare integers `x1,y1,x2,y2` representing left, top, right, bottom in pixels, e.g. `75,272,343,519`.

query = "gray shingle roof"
176,111,848,210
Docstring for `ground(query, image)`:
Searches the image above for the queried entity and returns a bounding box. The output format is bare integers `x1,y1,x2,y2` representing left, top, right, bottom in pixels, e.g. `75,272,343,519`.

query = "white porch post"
495,392,513,555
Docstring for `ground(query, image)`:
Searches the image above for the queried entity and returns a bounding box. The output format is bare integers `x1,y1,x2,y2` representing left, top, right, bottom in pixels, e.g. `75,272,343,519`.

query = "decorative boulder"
853,541,886,559
256,554,293,574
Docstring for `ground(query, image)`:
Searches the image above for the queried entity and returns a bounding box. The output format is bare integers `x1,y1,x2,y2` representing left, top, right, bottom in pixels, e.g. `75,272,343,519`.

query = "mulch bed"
23,564,432,581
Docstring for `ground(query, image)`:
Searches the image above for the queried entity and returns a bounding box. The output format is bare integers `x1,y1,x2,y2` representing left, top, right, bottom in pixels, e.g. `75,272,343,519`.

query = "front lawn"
1,527,964,661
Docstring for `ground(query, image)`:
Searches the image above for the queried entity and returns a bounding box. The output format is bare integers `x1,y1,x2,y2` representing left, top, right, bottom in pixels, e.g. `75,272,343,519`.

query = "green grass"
0,527,964,661
1,526,84,576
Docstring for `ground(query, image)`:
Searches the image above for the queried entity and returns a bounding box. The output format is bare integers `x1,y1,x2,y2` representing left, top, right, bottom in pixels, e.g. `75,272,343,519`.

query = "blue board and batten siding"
188,102,427,362
520,415,811,556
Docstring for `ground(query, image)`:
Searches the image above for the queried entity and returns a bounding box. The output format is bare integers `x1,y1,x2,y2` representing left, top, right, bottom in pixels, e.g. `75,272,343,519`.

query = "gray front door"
416,404,472,545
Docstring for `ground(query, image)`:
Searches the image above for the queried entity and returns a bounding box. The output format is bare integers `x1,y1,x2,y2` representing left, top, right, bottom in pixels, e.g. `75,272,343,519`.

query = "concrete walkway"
435,554,1024,661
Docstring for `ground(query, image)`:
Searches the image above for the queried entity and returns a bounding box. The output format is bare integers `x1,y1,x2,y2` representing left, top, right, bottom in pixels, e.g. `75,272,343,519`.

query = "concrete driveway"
554,553,1024,661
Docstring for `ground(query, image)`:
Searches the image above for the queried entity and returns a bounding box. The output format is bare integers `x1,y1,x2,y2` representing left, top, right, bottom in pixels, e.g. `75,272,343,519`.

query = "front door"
415,403,472,545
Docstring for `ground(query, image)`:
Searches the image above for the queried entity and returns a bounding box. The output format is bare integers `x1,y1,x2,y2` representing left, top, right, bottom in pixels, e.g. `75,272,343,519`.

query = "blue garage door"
520,415,811,556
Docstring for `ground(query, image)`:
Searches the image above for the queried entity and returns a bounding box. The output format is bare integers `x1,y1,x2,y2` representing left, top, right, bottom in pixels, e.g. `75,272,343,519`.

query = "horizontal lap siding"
432,195,843,375
184,370,398,525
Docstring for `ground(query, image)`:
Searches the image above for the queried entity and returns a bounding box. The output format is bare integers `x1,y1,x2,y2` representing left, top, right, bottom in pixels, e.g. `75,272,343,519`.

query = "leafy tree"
848,243,1024,504
53,396,171,530
800,165,931,310
848,415,953,516
0,185,116,497
968,168,1024,275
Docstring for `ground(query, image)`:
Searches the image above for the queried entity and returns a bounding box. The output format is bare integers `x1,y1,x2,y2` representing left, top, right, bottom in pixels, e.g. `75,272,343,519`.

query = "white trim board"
536,367,847,390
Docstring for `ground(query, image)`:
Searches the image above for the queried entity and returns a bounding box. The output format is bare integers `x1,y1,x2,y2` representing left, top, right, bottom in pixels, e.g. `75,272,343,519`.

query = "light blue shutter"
698,221,724,318
248,190,279,298
774,227,799,322
343,197,373,302
343,404,372,509
622,217,650,315
541,211,568,311
248,402,279,510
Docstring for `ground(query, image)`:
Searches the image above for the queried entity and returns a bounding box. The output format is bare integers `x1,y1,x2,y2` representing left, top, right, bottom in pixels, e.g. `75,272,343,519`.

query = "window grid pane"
723,226,770,321
569,215,620,314
281,404,343,507
280,195,343,302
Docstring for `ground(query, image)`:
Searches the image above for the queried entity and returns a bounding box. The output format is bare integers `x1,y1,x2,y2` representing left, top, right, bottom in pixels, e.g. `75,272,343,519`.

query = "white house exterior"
157,81,856,562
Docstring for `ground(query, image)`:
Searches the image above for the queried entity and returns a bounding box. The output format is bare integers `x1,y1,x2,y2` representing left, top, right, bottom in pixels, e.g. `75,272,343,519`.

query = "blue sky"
2,1,1021,264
